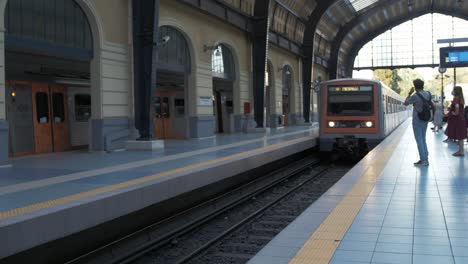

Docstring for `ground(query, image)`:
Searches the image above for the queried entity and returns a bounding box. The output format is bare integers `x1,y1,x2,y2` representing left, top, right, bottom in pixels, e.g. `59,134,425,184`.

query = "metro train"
319,78,411,159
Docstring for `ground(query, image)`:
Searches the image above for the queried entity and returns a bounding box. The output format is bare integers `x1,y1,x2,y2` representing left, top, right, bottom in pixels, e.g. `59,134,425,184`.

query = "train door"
154,90,185,139
6,82,35,156
30,83,70,154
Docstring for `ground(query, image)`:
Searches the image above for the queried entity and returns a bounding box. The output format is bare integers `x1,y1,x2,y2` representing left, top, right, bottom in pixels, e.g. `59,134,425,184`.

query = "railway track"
68,156,349,264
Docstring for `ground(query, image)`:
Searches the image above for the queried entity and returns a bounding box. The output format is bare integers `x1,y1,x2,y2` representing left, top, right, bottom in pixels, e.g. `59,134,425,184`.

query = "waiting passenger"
404,79,433,166
431,100,443,132
445,86,466,156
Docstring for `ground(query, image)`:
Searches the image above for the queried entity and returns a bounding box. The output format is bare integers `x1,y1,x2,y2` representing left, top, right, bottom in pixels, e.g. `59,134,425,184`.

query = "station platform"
250,120,468,264
0,125,318,260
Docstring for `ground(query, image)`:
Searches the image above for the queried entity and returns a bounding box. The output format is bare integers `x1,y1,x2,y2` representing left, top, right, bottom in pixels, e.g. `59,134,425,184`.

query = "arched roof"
218,0,468,76
328,0,468,76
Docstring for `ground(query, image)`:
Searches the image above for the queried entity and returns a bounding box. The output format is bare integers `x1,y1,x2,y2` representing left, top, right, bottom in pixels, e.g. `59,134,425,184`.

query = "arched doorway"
154,26,191,139
211,44,235,134
282,65,292,126
4,0,93,156
265,61,273,127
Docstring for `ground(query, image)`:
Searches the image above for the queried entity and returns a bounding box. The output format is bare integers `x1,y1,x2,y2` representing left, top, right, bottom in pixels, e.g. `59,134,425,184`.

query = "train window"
385,96,389,113
328,93,373,116
52,93,65,123
75,94,91,122
36,92,49,123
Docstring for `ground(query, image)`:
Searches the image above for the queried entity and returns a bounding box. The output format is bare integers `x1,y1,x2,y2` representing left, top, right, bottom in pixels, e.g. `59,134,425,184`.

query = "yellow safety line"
0,136,314,220
289,125,408,264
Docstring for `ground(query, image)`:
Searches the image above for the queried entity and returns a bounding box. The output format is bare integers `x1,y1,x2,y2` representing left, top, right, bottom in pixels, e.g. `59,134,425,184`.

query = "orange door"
32,83,53,154
50,84,71,152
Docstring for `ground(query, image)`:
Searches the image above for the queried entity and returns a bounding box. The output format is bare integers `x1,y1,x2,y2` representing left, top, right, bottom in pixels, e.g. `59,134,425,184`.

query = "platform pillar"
302,3,333,123
252,0,271,128
132,0,160,140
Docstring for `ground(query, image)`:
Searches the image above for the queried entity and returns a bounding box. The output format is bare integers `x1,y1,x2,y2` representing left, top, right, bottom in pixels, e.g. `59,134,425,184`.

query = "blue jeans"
413,120,429,161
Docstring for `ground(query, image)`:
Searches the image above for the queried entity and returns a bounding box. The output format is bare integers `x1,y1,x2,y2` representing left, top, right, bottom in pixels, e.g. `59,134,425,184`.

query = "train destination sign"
440,46,468,67
329,86,373,92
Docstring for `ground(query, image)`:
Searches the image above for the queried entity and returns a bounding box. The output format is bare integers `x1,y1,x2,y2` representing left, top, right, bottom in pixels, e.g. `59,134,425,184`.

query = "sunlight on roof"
354,13,468,69
349,0,378,12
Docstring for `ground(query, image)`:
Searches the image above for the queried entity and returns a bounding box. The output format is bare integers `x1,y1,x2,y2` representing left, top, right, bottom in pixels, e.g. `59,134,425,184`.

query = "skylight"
349,0,379,12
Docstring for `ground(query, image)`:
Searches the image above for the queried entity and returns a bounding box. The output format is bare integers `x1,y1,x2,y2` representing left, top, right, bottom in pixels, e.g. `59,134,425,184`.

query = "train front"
319,80,379,159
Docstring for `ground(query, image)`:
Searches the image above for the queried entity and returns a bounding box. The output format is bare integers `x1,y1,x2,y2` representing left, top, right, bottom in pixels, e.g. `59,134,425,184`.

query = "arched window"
157,26,191,73
211,44,234,80
5,0,93,59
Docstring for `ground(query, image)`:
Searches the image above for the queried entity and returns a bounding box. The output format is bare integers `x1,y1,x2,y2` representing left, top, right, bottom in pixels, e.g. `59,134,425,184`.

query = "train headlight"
328,121,336,128
365,121,373,128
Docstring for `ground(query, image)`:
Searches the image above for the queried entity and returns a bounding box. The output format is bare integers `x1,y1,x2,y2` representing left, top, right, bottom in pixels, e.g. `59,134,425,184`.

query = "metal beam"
328,0,401,80
345,7,468,74
132,0,160,140
268,31,302,55
177,0,303,59
354,64,439,70
178,0,253,31
437,37,468,44
252,0,271,128
302,2,335,123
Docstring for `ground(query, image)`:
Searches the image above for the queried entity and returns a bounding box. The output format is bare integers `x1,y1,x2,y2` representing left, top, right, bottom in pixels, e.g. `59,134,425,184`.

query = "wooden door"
154,95,164,139
215,91,223,133
283,94,290,126
32,83,53,153
50,84,70,152
170,90,186,139
154,91,171,139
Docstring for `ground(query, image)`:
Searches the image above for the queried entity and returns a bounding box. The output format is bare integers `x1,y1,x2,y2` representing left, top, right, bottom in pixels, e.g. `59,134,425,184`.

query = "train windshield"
327,85,374,116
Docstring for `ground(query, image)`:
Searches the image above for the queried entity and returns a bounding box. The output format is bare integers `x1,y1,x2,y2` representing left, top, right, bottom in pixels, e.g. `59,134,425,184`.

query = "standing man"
404,79,433,166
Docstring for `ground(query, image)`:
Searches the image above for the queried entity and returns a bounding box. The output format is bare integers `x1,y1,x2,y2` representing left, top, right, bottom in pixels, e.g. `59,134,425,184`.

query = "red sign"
244,102,250,114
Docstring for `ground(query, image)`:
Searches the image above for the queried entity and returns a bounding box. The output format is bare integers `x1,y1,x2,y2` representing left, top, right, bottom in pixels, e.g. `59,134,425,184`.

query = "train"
318,78,411,159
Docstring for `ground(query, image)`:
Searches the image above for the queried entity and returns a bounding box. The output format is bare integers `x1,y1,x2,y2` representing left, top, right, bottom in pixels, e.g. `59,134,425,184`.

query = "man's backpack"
415,92,434,122
464,106,468,120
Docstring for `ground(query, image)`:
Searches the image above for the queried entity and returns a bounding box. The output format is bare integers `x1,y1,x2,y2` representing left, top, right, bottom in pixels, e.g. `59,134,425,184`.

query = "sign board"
199,96,212,106
440,46,468,68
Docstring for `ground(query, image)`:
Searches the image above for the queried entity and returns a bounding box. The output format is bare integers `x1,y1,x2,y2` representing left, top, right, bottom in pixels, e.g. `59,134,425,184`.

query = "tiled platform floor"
250,120,468,264
0,125,317,215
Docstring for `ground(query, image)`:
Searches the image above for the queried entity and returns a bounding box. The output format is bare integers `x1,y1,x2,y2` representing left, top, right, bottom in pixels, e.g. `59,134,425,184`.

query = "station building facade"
0,0,327,164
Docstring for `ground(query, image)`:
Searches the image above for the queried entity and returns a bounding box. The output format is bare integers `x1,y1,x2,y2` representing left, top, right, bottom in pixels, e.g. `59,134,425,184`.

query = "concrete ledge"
0,130,318,259
189,116,215,138
90,118,132,152
245,127,271,133
126,140,165,150
269,114,282,128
